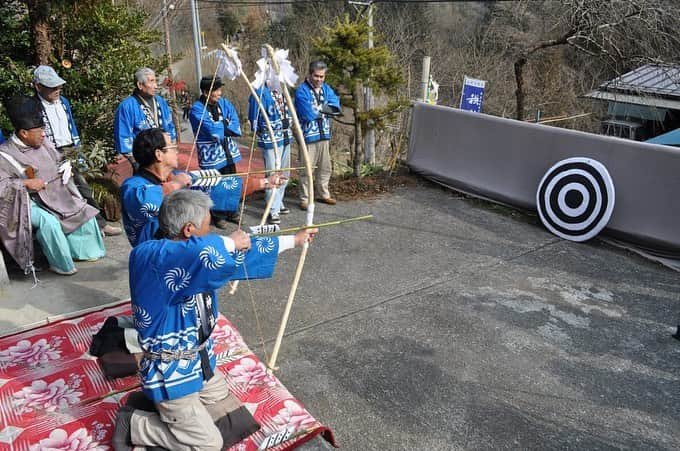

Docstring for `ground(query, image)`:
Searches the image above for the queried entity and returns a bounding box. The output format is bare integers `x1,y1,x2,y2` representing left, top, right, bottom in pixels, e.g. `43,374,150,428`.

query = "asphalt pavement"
1,178,678,450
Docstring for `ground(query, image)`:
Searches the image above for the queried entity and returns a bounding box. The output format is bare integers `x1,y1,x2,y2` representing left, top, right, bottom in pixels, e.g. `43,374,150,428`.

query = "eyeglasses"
38,84,62,91
161,145,179,153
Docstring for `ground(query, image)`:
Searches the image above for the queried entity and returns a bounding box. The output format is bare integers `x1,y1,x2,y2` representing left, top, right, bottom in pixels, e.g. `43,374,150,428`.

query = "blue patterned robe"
293,80,340,144
189,97,241,170
130,233,279,402
120,169,243,247
113,93,177,155
248,86,292,150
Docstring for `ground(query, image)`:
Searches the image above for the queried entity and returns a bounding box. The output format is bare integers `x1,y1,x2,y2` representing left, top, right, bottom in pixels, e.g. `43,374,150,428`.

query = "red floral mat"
0,301,336,450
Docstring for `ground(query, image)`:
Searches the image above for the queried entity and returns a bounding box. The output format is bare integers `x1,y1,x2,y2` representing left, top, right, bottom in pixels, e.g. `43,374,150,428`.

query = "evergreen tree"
313,16,406,177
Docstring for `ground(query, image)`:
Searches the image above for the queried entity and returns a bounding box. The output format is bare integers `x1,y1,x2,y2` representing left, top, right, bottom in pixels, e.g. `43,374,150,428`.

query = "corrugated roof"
598,64,680,98
581,90,680,110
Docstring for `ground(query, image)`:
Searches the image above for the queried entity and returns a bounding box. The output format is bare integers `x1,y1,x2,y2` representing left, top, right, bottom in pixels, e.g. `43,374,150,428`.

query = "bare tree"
24,0,52,64
508,0,680,120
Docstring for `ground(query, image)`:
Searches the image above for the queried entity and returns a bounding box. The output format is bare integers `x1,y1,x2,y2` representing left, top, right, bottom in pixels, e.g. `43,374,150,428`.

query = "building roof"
646,127,680,146
583,64,680,109
602,64,680,97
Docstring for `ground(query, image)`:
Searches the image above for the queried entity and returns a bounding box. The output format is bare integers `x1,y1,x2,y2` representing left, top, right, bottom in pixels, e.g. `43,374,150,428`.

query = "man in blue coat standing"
114,68,176,169
189,77,242,227
293,60,341,210
248,83,292,225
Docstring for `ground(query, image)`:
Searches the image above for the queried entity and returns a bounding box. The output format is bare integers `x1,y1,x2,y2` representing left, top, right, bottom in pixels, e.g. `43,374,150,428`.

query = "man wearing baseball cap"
33,65,122,237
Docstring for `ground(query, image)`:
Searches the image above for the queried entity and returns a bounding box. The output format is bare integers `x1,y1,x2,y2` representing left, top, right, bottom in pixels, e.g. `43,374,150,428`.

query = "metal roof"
646,127,680,146
596,64,680,98
582,90,680,110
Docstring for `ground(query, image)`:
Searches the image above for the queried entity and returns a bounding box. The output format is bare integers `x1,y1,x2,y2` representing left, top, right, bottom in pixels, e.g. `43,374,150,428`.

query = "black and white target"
536,157,615,242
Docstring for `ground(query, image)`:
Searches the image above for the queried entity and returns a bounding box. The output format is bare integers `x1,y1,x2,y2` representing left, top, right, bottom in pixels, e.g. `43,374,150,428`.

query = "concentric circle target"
536,157,615,242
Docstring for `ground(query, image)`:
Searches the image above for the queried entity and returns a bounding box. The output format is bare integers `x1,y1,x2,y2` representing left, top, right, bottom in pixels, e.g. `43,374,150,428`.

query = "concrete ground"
1,178,678,450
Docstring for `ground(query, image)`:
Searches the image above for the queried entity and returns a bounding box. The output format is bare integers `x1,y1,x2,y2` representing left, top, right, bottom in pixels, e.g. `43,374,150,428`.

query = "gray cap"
33,65,66,88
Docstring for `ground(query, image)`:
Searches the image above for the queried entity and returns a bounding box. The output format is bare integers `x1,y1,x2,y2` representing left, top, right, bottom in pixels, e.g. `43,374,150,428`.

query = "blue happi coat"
114,94,177,155
37,95,81,149
248,86,292,150
189,97,241,170
293,80,340,144
0,129,4,144
120,169,243,247
130,234,279,402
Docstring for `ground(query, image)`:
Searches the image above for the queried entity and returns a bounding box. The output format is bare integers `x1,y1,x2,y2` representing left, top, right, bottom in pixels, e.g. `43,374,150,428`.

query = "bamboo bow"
263,44,316,373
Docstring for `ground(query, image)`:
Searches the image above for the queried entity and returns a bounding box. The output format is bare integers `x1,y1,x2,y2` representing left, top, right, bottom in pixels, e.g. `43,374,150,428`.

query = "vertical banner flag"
427,76,439,105
460,76,486,113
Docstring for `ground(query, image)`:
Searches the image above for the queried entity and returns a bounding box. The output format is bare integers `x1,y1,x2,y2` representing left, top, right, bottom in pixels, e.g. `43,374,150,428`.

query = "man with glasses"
120,128,285,247
33,65,122,237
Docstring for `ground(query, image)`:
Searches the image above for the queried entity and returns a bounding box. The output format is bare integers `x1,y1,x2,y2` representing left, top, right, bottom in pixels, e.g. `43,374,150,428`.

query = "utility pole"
364,2,375,164
349,0,375,164
190,0,203,94
420,56,431,102
162,0,182,142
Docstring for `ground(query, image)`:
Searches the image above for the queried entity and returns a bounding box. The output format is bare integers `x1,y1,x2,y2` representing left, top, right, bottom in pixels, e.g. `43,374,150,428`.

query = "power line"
192,0,481,4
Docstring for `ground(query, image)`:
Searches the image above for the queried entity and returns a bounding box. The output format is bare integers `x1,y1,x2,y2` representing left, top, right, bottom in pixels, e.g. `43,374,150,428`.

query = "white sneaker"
49,266,78,276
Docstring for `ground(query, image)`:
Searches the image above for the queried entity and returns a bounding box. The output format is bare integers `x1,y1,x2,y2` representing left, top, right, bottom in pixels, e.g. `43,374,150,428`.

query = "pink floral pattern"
29,428,106,451
0,337,63,368
270,400,316,432
211,322,239,345
13,376,83,414
229,357,277,390
0,303,332,450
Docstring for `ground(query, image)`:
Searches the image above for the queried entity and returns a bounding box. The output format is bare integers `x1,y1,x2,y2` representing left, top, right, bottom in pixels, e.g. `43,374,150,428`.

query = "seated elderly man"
113,189,316,450
0,96,105,277
120,128,285,246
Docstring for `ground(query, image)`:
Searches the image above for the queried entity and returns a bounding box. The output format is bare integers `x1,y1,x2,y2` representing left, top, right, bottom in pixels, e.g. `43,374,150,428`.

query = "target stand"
536,157,615,242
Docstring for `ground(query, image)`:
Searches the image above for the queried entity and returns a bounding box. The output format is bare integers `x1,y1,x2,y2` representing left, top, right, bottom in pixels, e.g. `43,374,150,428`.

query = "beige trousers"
299,139,332,202
130,372,241,451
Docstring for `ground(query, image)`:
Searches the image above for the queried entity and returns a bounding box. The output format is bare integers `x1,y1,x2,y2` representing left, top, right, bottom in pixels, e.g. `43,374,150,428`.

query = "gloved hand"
58,160,72,185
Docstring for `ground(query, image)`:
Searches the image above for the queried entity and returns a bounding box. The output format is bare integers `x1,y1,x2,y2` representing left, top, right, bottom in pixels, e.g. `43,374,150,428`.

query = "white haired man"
113,189,316,450
113,67,177,168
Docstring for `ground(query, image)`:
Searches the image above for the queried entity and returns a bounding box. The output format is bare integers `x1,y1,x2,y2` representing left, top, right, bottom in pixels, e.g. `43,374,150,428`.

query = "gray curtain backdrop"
407,102,680,267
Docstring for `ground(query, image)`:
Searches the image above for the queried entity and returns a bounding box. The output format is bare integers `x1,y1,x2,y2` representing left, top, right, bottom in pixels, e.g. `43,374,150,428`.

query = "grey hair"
308,60,327,74
159,190,213,238
135,67,155,85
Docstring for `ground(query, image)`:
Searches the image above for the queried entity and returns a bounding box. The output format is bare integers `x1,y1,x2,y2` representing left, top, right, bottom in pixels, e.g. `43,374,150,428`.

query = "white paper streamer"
206,48,240,81
252,48,298,91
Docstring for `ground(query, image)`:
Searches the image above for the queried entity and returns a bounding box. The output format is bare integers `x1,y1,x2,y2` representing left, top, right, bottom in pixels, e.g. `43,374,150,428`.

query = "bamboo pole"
219,44,283,296
265,44,315,373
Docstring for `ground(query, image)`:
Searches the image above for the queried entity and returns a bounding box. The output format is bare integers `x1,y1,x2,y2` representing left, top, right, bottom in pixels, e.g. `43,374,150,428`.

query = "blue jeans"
262,143,291,216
